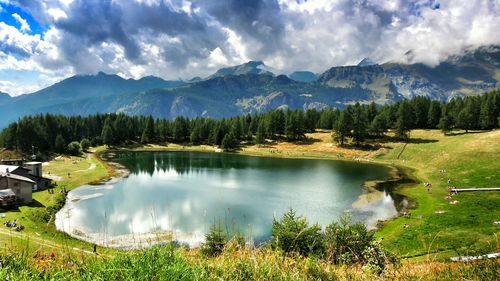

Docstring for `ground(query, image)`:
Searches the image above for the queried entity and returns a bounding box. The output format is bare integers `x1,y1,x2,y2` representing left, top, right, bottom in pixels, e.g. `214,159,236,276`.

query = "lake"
56,151,401,249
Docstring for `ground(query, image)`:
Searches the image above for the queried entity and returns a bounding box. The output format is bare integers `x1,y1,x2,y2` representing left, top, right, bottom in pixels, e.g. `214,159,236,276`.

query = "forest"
0,89,499,156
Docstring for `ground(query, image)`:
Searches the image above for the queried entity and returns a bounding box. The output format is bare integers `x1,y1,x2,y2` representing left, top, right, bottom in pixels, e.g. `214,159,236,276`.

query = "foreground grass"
1,244,498,281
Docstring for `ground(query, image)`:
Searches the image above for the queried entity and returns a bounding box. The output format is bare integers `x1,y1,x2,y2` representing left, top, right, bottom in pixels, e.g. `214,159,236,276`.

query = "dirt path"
73,154,97,173
0,227,108,257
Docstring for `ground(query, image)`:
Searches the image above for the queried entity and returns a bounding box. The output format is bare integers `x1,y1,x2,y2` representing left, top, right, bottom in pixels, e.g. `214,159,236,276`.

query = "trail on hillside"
0,227,109,257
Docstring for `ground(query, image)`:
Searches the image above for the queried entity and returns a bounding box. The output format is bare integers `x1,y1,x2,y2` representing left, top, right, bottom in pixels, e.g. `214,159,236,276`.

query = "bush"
324,214,374,264
201,221,227,257
67,141,81,156
80,138,91,151
362,241,398,275
271,209,324,257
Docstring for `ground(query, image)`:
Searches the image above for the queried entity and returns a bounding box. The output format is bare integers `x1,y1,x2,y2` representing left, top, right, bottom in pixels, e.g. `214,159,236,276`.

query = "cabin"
0,172,34,203
0,164,53,191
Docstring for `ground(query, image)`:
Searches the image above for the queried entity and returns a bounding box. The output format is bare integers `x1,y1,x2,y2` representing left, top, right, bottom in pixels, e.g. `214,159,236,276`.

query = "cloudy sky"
0,0,499,96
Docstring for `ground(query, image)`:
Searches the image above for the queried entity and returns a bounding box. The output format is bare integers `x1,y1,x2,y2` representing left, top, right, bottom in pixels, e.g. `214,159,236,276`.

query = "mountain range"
0,45,499,128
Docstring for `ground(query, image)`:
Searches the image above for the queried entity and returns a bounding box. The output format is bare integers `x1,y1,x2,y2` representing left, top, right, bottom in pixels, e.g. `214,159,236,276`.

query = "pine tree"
255,120,266,145
55,134,66,153
428,101,442,129
333,108,353,145
221,132,236,151
101,124,114,145
395,101,413,139
370,114,388,137
479,95,496,129
351,103,368,145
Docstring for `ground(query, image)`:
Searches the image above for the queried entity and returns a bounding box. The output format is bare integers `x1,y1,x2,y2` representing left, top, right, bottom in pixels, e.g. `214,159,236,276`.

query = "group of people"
4,219,24,231
424,182,432,192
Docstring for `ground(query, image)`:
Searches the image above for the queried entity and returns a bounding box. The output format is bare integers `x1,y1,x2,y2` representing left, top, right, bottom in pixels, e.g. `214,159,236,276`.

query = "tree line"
0,89,498,156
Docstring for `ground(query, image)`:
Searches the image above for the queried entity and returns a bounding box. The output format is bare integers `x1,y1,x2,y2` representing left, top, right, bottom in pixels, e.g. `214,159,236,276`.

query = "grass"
0,129,499,279
373,130,500,259
0,151,115,257
0,243,498,280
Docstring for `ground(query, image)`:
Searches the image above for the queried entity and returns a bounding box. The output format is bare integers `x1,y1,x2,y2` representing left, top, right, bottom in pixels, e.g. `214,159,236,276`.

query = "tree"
255,120,266,145
427,101,442,129
370,114,388,137
366,102,378,123
271,209,324,257
333,107,353,145
285,110,305,141
101,123,114,146
201,221,227,257
351,103,368,145
456,100,475,133
67,141,81,156
479,94,496,129
324,214,374,264
221,132,236,151
80,138,91,151
141,116,155,143
54,134,66,153
395,101,413,139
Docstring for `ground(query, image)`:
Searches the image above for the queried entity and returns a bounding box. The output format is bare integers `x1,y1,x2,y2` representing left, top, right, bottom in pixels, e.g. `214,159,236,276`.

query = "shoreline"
54,145,416,249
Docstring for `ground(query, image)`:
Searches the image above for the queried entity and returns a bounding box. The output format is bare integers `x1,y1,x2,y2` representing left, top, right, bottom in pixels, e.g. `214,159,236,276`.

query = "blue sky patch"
0,2,48,36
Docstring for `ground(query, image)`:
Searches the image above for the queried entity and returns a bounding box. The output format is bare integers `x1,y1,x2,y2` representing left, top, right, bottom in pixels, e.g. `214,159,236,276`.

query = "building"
24,162,43,177
0,164,53,191
0,159,25,166
0,172,34,203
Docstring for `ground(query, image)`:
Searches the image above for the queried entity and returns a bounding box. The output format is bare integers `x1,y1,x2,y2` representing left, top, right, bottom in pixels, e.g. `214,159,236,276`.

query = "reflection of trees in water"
116,152,321,176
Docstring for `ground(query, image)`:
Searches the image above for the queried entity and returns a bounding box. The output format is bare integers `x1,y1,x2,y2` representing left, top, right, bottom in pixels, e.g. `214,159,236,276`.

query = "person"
93,244,97,254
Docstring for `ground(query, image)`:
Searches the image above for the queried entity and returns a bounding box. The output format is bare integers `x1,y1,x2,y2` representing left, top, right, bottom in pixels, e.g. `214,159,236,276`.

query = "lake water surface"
56,152,400,248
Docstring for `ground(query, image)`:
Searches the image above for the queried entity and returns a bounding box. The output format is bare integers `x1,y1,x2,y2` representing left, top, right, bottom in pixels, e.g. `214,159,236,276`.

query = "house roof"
0,165,20,173
0,172,35,184
24,162,42,165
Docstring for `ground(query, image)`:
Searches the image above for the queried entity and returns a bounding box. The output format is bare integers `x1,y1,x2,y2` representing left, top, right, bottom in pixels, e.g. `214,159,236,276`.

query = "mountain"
0,92,11,104
207,61,274,79
0,45,499,128
357,58,377,67
0,72,183,128
288,71,318,82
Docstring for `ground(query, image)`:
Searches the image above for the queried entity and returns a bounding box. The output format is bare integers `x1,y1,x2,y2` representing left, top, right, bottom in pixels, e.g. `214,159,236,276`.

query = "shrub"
67,141,82,156
271,208,324,257
362,241,398,275
201,221,227,257
324,214,374,264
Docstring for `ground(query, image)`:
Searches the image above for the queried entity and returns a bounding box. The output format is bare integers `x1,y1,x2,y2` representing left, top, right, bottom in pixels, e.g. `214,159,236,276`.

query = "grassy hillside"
374,130,500,259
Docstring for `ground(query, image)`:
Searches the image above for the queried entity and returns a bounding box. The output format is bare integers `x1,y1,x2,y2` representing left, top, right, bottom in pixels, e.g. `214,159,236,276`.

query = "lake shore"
56,147,408,249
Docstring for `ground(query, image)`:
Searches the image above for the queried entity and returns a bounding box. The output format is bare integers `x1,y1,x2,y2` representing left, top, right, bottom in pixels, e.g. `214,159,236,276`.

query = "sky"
0,0,499,96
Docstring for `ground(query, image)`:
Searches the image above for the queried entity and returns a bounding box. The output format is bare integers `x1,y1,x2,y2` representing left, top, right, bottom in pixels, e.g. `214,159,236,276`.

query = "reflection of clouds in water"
56,152,395,248
352,192,398,229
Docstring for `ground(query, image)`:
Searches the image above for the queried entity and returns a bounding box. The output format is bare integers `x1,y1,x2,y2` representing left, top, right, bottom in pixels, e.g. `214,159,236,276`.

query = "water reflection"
56,152,400,249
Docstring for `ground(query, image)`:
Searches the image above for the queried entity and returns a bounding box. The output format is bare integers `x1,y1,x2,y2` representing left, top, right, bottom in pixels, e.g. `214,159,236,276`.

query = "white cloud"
1,0,499,95
47,8,67,21
11,13,30,32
